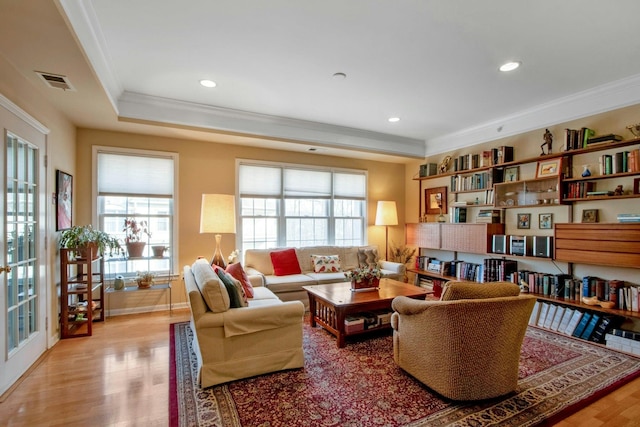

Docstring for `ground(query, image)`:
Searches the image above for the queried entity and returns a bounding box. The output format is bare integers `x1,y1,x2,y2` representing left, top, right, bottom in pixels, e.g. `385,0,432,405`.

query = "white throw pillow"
311,254,342,273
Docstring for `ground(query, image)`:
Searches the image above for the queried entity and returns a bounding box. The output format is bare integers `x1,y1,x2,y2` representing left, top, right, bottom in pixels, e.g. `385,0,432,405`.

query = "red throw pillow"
270,248,301,276
226,262,254,298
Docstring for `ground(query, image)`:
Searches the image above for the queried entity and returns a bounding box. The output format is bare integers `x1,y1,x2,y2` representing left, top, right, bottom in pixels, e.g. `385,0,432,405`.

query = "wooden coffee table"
303,278,430,347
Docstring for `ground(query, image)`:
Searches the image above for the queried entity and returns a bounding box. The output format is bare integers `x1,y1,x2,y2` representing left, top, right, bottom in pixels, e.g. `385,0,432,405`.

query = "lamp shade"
199,194,237,234
375,201,398,226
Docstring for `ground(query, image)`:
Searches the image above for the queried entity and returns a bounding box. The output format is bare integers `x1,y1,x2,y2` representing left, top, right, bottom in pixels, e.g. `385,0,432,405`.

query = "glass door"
0,124,47,395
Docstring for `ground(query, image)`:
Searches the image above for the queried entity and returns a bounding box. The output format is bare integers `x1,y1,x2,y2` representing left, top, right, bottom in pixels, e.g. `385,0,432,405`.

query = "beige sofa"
183,259,305,388
391,281,537,400
244,245,405,307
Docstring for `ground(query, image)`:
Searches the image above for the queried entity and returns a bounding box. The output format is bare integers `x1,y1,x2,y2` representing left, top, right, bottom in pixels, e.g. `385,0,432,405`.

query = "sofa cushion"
226,262,255,298
311,254,341,273
191,259,230,312
306,271,347,284
214,268,246,308
270,248,302,276
264,273,318,293
358,248,379,268
250,286,279,301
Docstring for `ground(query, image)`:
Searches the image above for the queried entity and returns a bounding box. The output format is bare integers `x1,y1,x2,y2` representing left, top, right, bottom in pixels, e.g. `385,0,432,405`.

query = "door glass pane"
5,132,39,353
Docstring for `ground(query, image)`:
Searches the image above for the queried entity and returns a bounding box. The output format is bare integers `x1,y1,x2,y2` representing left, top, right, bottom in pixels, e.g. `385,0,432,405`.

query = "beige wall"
1,55,76,343
404,103,640,287
76,128,407,308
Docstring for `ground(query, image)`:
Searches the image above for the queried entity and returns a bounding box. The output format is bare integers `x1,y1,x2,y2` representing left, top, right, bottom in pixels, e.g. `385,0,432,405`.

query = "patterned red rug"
170,320,640,427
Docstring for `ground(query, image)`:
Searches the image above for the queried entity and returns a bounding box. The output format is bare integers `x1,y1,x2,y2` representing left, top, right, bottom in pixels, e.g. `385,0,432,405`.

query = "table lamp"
375,200,398,260
199,194,236,268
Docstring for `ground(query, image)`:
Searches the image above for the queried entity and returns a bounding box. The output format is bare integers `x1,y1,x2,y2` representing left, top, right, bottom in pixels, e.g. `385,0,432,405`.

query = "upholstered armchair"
391,281,536,400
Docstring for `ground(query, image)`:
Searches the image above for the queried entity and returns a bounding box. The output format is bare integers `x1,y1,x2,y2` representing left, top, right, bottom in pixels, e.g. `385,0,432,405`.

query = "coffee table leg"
336,309,346,348
307,293,317,327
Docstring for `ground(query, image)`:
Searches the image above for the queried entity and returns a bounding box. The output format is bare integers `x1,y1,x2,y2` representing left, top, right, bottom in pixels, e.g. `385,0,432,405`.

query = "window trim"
92,146,179,274
236,159,368,251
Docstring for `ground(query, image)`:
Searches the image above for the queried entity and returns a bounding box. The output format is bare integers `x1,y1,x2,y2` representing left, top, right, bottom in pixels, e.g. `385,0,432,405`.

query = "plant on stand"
388,241,416,283
58,225,121,259
136,271,156,288
123,218,151,258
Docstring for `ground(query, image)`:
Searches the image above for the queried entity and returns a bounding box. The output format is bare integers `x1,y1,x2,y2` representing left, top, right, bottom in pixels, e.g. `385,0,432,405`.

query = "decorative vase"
137,279,153,289
581,165,591,177
126,241,146,258
114,275,125,291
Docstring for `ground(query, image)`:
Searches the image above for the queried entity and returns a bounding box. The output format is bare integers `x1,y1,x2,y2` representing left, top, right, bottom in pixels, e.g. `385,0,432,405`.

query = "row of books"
483,258,518,282
452,146,514,171
450,169,503,192
415,257,483,282
529,301,621,344
565,181,594,199
563,128,623,151
597,150,640,175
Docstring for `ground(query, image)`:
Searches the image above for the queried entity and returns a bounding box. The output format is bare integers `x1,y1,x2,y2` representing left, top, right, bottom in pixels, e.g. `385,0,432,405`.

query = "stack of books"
476,209,502,223
617,213,640,223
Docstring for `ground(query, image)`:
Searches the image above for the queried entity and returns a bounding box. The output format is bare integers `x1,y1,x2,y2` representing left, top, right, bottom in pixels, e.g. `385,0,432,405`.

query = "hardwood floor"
1,309,639,426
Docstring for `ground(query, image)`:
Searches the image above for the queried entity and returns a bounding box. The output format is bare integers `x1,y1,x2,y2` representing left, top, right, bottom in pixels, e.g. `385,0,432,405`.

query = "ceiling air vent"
35,71,75,91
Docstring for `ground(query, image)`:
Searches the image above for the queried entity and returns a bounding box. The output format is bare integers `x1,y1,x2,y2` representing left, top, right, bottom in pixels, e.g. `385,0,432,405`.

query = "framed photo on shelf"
56,170,73,230
582,209,599,223
425,186,447,215
504,166,519,182
539,213,553,229
536,158,561,178
517,213,531,229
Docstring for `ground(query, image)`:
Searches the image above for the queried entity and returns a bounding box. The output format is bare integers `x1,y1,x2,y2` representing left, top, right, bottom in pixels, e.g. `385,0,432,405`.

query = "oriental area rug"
169,321,640,427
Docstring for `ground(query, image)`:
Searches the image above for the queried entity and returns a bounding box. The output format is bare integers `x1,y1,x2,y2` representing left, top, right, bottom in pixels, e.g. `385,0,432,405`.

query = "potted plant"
136,271,156,288
58,225,121,259
344,265,382,291
123,218,151,258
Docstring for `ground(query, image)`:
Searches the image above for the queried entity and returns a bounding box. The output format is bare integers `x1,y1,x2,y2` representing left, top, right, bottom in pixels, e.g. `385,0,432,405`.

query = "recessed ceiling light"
388,117,400,123
333,72,347,79
499,61,521,72
200,79,217,88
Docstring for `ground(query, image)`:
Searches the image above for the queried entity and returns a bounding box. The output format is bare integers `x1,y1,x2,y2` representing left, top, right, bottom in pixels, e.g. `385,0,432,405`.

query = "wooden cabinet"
406,223,504,254
554,223,640,268
60,247,104,338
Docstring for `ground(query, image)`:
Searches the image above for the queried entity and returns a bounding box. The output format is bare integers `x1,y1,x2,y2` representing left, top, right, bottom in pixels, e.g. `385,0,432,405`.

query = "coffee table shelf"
303,279,430,347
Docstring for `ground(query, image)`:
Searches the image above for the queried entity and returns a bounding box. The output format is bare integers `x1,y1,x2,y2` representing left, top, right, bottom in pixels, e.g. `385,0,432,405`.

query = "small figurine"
614,185,623,196
540,129,553,155
439,155,452,174
581,165,591,177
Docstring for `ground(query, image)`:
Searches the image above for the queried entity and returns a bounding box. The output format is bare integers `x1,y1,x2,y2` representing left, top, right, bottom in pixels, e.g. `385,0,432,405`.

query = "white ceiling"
5,1,640,161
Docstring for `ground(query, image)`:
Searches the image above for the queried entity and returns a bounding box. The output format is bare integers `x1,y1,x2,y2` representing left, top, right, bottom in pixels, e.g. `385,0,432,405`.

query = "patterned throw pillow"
311,255,341,273
357,248,379,268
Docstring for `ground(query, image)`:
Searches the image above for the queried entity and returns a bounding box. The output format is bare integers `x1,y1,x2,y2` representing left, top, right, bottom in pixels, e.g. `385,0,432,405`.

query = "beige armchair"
391,281,536,400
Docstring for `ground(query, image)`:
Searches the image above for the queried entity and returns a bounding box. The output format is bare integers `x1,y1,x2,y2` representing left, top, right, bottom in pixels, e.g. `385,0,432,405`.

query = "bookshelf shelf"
533,294,640,320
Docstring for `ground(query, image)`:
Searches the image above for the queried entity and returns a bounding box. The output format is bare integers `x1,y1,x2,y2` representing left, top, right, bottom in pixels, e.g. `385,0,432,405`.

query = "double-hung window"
94,147,177,279
238,161,367,251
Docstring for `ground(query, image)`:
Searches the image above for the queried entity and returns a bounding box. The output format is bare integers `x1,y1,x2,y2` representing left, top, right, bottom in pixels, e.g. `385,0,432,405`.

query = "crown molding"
0,93,50,134
425,73,640,157
117,92,426,158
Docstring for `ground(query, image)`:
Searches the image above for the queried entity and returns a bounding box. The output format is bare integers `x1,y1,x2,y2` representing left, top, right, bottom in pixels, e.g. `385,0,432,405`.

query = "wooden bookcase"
60,247,104,338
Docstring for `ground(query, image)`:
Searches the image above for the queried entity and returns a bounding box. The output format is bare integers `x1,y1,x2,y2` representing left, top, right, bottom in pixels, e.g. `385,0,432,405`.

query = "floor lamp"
200,194,236,268
375,201,398,261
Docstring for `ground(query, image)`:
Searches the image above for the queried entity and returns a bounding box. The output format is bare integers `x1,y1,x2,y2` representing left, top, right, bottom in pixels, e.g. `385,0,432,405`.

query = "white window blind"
284,169,331,198
334,172,366,199
97,153,174,196
239,164,281,197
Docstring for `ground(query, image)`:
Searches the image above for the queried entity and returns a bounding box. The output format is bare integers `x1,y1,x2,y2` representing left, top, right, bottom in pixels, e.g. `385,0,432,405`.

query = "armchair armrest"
223,301,305,337
392,295,441,315
380,260,406,275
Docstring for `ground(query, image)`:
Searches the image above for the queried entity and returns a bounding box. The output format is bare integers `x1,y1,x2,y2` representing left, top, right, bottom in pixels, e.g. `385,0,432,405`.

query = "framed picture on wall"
425,186,447,215
56,170,73,230
539,213,553,229
517,213,531,229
